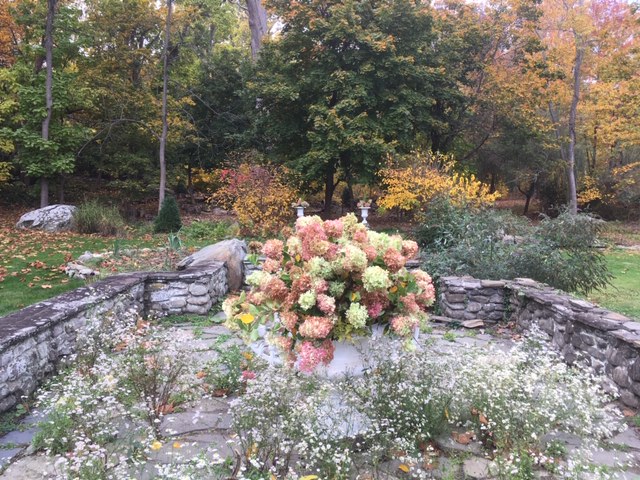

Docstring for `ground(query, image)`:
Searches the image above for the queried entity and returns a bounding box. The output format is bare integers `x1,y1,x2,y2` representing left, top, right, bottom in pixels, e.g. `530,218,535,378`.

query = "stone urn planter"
250,324,414,378
358,206,371,227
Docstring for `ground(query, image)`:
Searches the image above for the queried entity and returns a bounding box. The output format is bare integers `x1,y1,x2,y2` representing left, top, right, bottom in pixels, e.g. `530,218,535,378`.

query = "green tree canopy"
252,0,441,210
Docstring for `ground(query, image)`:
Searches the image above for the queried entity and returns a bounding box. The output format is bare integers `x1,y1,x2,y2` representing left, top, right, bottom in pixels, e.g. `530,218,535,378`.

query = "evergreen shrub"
153,197,182,233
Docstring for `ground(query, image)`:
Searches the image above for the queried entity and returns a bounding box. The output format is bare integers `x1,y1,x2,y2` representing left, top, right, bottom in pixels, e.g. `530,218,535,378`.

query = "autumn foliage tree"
252,0,441,212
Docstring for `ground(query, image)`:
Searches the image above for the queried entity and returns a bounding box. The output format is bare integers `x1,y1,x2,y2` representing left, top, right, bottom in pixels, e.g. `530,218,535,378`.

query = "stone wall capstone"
0,262,228,413
439,276,640,408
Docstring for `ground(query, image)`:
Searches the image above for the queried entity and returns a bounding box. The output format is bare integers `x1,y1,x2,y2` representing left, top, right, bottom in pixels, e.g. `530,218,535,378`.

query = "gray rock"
177,239,246,291
16,205,76,232
463,457,491,479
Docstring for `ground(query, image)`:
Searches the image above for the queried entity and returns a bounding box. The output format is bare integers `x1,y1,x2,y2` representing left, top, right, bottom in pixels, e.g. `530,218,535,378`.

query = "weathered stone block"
187,295,211,306
445,293,467,303
188,284,209,296
612,366,630,388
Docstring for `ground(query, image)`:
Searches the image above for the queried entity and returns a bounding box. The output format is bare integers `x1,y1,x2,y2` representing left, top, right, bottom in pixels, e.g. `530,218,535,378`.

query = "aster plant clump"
223,213,435,373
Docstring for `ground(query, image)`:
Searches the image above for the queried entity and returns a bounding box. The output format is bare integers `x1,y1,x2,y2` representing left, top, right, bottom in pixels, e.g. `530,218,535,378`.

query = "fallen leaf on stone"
451,431,474,445
196,371,206,379
398,463,410,473
156,403,174,415
623,408,636,417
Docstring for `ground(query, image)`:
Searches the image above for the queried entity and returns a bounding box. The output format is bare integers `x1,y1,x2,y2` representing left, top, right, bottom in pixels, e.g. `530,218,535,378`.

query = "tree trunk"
567,43,584,215
40,178,49,207
246,0,267,61
40,0,56,208
158,0,172,212
323,162,336,214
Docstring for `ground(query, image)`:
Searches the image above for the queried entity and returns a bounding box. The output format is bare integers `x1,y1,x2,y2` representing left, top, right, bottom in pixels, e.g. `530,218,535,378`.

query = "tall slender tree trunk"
323,162,336,214
158,0,172,212
40,0,56,208
246,0,267,61
567,43,584,215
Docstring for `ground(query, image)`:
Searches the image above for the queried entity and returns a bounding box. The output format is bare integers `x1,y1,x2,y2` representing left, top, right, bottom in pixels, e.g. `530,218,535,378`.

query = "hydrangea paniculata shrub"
223,214,435,372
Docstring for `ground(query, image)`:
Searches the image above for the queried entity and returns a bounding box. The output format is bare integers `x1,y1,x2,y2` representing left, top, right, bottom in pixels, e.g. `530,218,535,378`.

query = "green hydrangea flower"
346,302,368,328
363,265,391,292
298,290,316,311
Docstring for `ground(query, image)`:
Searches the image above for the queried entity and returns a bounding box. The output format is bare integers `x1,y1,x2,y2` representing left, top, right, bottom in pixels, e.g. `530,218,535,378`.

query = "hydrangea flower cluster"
224,213,435,372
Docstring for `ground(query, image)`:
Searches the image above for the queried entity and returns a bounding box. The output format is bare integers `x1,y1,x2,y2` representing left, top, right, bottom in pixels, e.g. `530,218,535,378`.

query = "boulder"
177,239,247,291
16,205,77,232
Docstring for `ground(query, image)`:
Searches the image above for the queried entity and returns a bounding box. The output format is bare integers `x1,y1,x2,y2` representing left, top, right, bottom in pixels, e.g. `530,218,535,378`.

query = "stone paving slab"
0,427,38,447
610,428,640,450
0,448,24,469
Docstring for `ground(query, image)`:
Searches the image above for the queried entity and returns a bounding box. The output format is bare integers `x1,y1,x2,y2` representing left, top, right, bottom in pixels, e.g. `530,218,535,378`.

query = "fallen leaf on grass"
41,284,52,289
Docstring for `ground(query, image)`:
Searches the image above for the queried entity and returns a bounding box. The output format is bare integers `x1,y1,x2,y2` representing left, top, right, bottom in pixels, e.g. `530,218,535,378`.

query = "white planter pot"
294,206,305,218
250,323,418,378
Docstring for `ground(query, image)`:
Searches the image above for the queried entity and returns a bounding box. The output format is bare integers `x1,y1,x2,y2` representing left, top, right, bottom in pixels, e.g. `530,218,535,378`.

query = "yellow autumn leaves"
378,151,500,213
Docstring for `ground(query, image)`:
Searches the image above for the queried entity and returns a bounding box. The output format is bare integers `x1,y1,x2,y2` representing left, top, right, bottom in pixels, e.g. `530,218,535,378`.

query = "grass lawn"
587,248,640,320
0,224,162,316
0,210,240,316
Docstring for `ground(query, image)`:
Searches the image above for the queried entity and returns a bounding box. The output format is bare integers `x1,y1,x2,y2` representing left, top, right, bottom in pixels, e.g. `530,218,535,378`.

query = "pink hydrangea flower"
279,311,299,332
400,293,421,314
297,340,335,373
383,247,406,273
316,294,336,315
323,219,344,238
352,228,368,244
264,277,288,302
241,370,256,381
361,290,389,318
401,240,419,259
363,245,378,262
262,258,281,273
390,315,419,336
418,283,436,306
262,239,284,261
298,316,334,339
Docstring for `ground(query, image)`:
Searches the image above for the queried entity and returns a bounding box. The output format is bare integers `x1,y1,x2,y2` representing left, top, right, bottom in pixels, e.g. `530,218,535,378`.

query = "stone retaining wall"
0,263,227,413
439,276,640,407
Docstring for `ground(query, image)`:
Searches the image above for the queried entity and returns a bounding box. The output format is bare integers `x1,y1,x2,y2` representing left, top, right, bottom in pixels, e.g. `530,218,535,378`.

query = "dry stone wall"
439,276,640,407
0,263,227,413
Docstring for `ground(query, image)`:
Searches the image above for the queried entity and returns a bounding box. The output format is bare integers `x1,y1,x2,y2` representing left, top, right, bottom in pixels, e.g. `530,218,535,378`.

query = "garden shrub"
74,200,126,236
153,196,182,233
180,219,239,243
378,151,500,214
417,200,612,294
208,163,298,237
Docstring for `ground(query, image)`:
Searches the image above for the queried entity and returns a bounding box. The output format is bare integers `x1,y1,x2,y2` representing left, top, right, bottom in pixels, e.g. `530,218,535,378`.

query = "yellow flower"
150,441,162,451
389,285,398,293
242,352,254,361
172,442,182,449
295,254,301,262
239,313,255,324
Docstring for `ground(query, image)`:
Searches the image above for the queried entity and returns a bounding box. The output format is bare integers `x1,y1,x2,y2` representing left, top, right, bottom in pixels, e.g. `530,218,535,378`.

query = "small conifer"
153,196,182,233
